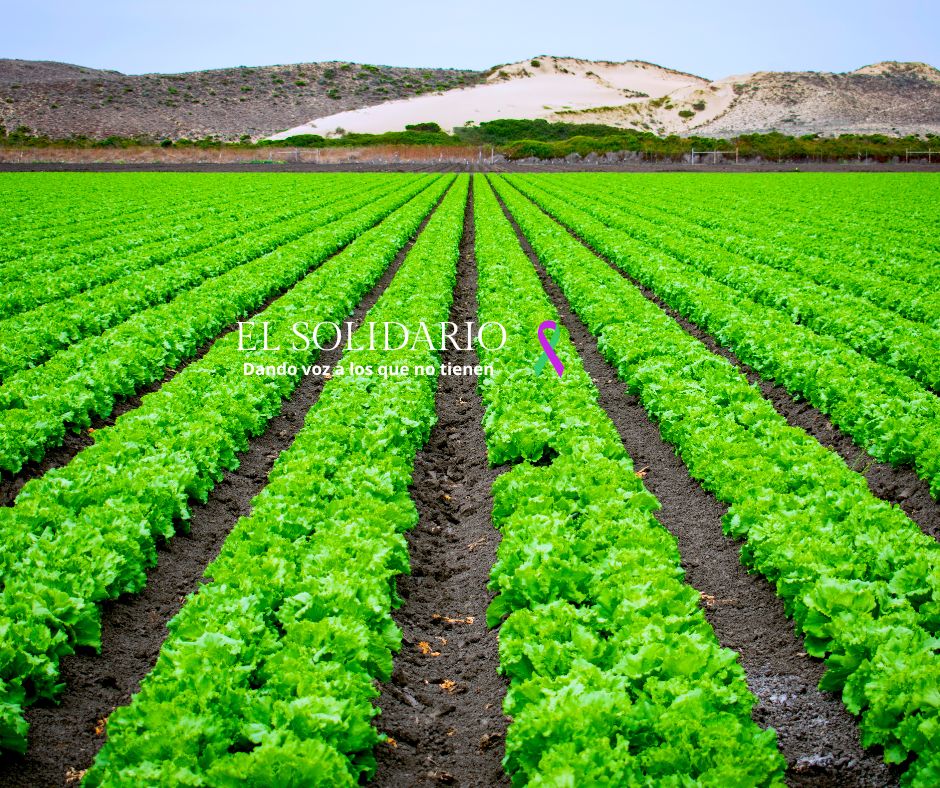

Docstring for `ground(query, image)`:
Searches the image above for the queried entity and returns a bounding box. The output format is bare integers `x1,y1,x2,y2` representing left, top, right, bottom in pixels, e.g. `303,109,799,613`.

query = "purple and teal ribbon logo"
534,320,564,377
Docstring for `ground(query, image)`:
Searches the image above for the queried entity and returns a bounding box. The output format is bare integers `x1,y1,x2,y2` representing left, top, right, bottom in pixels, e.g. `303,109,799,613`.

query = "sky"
3,0,938,79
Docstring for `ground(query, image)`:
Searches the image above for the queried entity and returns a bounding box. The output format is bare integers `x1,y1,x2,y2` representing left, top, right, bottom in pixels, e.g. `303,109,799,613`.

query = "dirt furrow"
505,184,939,540
0,192,447,788
0,189,426,508
0,285,282,508
492,183,898,788
373,181,510,787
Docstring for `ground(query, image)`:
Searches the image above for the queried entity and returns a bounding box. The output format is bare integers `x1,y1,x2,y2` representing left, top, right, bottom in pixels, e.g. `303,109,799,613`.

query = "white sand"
266,57,940,141
267,56,736,139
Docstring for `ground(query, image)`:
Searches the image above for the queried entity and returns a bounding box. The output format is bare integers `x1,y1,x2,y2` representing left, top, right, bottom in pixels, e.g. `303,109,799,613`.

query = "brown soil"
492,181,900,786
373,181,509,787
0,193,444,788
522,197,940,539
684,335,940,542
0,209,369,508
1,158,938,173
0,290,275,508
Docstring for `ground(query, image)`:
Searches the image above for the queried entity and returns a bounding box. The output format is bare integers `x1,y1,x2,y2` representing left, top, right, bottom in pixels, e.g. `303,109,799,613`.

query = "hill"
0,59,483,141
274,56,940,140
2,56,938,141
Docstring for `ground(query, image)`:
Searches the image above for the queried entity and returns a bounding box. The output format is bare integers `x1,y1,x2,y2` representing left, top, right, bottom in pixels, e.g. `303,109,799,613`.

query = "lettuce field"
0,171,937,787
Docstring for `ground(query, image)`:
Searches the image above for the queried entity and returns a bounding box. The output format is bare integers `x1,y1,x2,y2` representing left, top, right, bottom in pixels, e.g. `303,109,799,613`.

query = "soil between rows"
0,187,447,788
491,179,899,787
0,189,422,508
0,287,279,508
373,181,510,787
0,180,444,506
506,181,940,540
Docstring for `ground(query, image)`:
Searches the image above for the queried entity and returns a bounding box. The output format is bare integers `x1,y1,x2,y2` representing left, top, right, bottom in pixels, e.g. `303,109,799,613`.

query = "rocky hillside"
2,57,938,141
0,59,483,141
700,62,940,137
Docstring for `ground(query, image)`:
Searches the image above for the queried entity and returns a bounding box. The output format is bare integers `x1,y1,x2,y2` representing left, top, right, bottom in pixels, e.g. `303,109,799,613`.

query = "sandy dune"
268,56,940,140
268,56,734,138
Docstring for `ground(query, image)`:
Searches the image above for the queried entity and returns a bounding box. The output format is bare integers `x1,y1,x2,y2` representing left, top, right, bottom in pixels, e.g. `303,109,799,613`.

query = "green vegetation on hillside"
1,120,936,162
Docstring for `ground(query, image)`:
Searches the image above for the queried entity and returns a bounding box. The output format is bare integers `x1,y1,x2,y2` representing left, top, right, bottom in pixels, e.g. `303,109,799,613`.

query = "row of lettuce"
1,177,317,311
620,174,940,284
82,176,469,785
0,178,397,379
472,177,786,784
84,175,789,785
490,174,940,785
0,175,395,313
0,176,436,473
568,173,940,320
0,174,258,266
506,176,940,499
529,175,940,388
0,175,453,753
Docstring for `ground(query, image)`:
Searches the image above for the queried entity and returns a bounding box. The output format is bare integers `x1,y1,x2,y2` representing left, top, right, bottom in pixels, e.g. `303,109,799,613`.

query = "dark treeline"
1,120,936,162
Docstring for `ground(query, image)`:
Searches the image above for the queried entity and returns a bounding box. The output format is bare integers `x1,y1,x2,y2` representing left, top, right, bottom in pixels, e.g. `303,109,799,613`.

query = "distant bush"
502,140,556,159
530,59,541,68
456,118,627,144
276,134,326,147
679,109,695,118
692,100,706,111
269,129,458,148
294,80,308,86
405,122,443,132
327,88,341,99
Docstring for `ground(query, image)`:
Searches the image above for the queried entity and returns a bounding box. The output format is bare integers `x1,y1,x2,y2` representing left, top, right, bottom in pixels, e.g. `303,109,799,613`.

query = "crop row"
619,175,940,325
0,176,398,317
0,176,436,473
539,174,940,334
0,174,222,262
726,179,940,281
506,176,940,499
607,174,940,286
0,177,395,379
473,177,785,784
542,175,940,389
85,175,469,785
492,174,940,785
0,174,284,277
0,175,453,753
0,174,349,270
